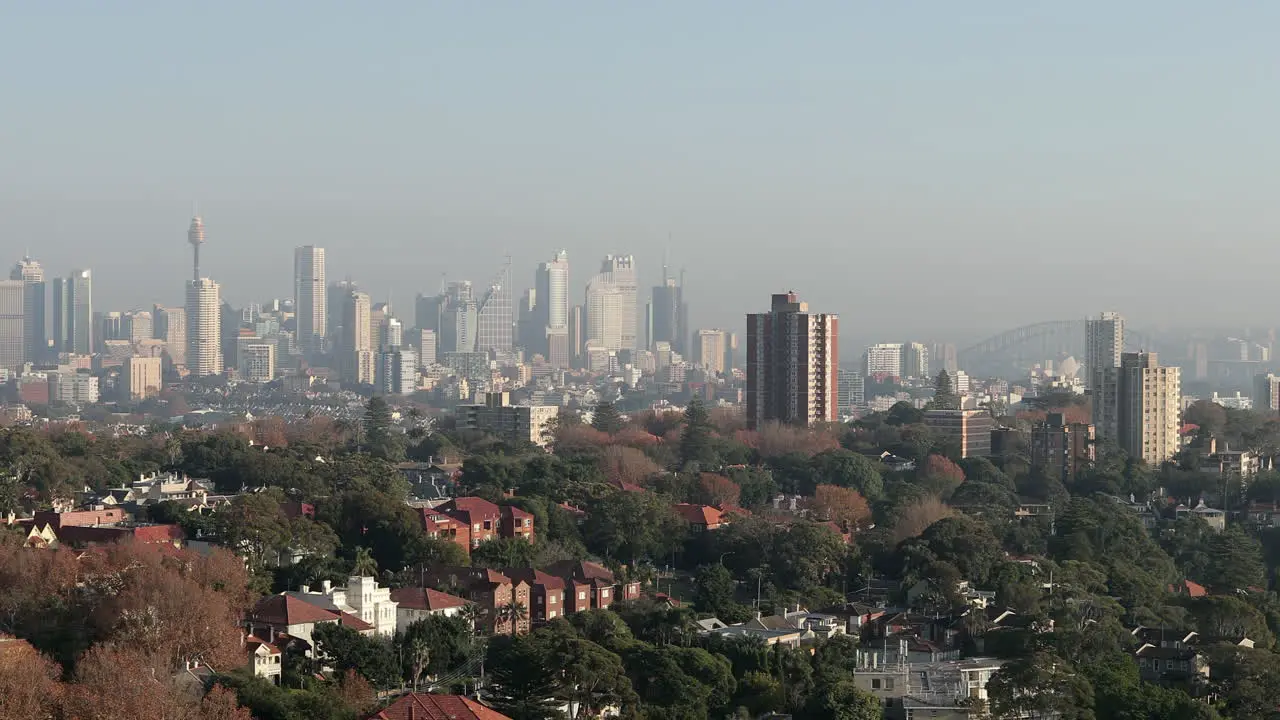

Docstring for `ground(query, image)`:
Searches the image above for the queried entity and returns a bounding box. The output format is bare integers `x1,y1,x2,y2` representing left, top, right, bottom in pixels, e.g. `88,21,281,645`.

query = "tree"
890,495,955,543
498,600,530,636
902,515,1004,585
584,490,688,567
885,401,923,426
808,484,871,530
0,635,63,719
694,563,745,621
931,370,960,411
590,402,625,435
919,455,965,498
680,397,720,470
350,546,379,577
800,680,881,720
214,489,293,571
544,634,638,720
697,473,741,508
485,634,564,720
1203,526,1265,592
364,396,405,462
809,449,884,500
311,622,400,690
472,537,539,569
988,652,1095,720
397,615,472,682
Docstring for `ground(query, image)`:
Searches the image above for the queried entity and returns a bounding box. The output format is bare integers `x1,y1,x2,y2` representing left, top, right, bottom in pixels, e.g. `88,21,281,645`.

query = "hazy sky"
4,3,1279,347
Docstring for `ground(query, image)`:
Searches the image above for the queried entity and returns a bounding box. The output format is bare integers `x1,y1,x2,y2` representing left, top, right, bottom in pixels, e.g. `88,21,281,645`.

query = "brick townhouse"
418,497,535,555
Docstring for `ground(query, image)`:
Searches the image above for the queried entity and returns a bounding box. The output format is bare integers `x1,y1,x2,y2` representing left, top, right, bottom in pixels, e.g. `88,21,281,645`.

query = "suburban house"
244,635,282,684
850,650,1006,720
95,472,214,510
1130,626,1252,688
421,497,535,553
246,594,343,651
542,559,640,611
501,568,567,624
423,566,532,635
285,576,399,637
388,587,471,633
363,693,511,720
1174,499,1226,531
672,503,726,531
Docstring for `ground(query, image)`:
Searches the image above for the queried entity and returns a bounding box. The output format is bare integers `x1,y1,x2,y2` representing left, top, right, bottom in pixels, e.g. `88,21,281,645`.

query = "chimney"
321,580,332,593
298,584,307,593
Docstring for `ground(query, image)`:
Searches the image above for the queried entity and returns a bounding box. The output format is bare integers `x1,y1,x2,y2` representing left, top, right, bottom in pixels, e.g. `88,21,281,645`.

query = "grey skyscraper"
10,256,44,364
293,246,326,353
1087,311,1125,438
66,270,92,355
442,281,477,354
327,279,359,342
650,267,687,355
415,291,445,334
475,261,514,353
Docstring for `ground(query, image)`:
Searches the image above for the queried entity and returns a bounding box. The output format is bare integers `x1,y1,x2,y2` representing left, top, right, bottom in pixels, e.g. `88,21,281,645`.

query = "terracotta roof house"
672,503,725,531
389,587,472,633
364,693,511,720
246,594,341,651
423,497,535,553
244,634,282,684
422,566,531,635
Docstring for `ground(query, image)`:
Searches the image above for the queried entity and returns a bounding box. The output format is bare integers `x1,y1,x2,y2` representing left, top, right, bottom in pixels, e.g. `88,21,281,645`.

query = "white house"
244,635,282,684
288,576,399,637
388,587,471,634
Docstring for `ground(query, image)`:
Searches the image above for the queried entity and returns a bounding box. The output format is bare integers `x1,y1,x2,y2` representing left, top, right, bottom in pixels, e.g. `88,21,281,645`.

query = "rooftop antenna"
662,239,670,283
187,206,206,282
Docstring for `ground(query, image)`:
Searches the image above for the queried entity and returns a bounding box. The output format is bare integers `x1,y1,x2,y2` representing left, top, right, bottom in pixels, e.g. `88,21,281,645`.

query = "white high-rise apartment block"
185,278,223,377
1087,311,1124,438
1107,352,1180,465
864,343,904,377
837,369,865,413
695,329,729,375
342,290,374,385
585,254,638,352
904,342,929,378
238,342,277,383
10,256,43,364
1254,373,1280,413
294,246,326,353
121,356,163,400
746,292,839,429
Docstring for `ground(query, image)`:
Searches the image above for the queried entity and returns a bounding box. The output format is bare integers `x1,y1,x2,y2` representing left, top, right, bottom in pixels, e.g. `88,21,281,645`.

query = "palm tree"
459,603,486,634
496,600,528,636
351,546,378,577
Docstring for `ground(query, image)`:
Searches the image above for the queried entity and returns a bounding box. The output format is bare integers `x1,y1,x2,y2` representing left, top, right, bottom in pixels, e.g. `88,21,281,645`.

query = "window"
601,589,610,598
536,596,543,605
886,678,895,691
473,524,481,531
872,679,882,689
549,611,557,619
578,591,586,600
550,595,558,604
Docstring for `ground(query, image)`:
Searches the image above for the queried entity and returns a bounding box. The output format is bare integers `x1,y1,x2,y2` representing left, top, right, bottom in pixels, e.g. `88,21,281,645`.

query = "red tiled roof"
501,568,565,590
672,503,724,527
245,634,281,655
389,587,471,612
250,594,341,626
367,693,511,720
339,612,375,632
542,560,615,584
443,497,502,521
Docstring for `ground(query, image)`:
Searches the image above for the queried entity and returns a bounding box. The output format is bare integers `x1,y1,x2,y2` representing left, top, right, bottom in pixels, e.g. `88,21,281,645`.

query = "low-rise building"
1174,499,1226,531
457,392,559,447
542,559,640,612
389,587,471,633
422,566,532,635
363,693,512,720
923,409,995,458
244,635,282,685
286,577,399,637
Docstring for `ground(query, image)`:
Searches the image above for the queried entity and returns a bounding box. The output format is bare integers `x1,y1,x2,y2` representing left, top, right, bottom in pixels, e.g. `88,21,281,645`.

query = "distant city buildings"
1102,351,1180,466
904,342,929,379
648,267,687,356
923,408,994,458
837,369,865,414
0,280,24,371
694,329,729,375
10,256,44,364
1254,373,1280,413
121,356,163,401
746,292,838,429
377,348,419,395
534,250,570,367
342,290,374,385
475,262,514,353
1088,311,1125,439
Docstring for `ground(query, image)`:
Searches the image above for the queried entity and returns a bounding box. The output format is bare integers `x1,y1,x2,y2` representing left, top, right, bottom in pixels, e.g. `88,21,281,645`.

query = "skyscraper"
293,246,326,353
585,254,637,352
535,250,571,367
1109,352,1180,465
568,304,583,367
10,257,44,364
153,305,187,367
864,343,903,377
342,290,374,385
1087,311,1125,436
650,268,687,355
123,310,153,343
694,328,729,375
414,291,444,335
0,281,24,371
904,342,929,378
327,279,359,342
441,281,476,354
67,270,92,355
746,292,839,429
475,261,513,353
837,369,866,413
185,278,222,377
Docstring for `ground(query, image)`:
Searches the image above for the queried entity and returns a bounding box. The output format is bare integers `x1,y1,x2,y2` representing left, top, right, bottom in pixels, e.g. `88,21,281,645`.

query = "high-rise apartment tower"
746,292,839,429
293,245,326,353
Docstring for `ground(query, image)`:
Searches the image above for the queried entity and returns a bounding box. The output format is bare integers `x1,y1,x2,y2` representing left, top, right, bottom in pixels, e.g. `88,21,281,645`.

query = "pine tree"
364,396,405,461
680,396,720,470
591,401,625,435
931,370,960,410
484,635,563,720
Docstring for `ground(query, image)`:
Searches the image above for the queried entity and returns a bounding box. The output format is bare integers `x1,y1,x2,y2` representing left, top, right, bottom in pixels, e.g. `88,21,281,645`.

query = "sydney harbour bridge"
956,320,1156,377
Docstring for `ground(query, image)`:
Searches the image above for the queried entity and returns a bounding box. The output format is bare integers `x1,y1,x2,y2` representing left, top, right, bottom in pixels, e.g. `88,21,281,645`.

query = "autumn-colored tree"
336,669,378,717
891,495,955,544
62,646,188,720
252,416,290,448
697,473,742,508
0,636,63,719
195,685,255,720
600,445,661,488
737,422,839,459
613,426,662,448
919,455,965,499
808,484,871,530
554,424,614,453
